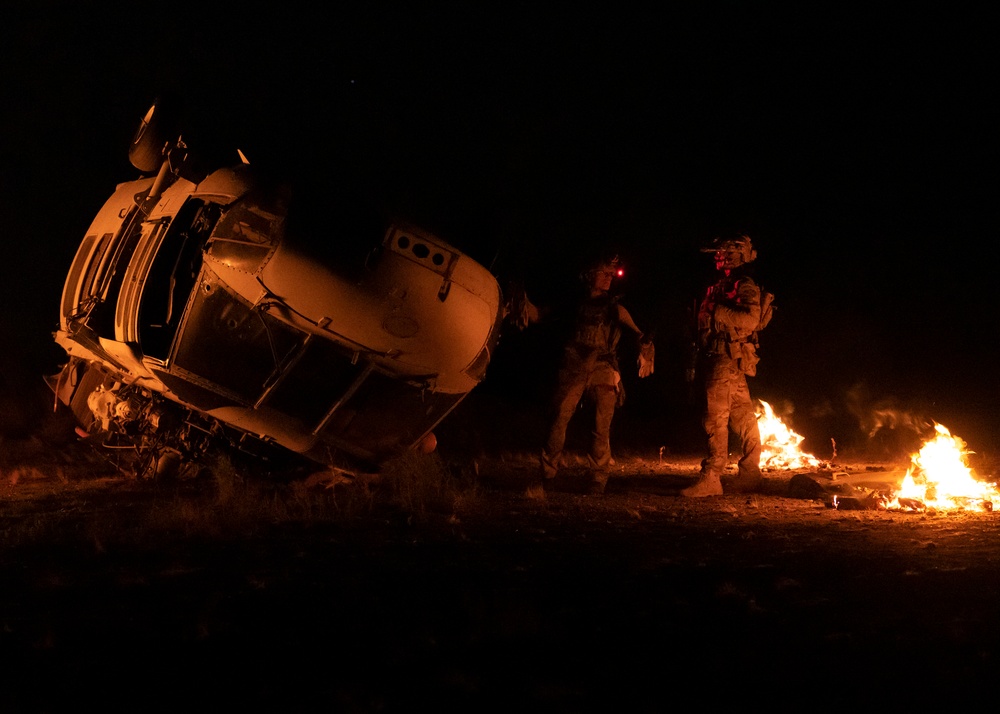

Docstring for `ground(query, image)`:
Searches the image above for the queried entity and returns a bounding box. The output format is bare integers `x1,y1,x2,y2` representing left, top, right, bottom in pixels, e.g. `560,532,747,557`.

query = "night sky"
2,5,997,457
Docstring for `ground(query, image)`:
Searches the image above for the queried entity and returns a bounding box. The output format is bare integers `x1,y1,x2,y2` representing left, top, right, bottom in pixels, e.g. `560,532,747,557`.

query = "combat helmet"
581,253,624,283
701,234,756,270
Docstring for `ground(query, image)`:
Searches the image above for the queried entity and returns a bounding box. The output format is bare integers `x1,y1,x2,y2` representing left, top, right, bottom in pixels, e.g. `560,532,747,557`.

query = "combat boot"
679,471,723,497
540,450,560,480
587,472,608,495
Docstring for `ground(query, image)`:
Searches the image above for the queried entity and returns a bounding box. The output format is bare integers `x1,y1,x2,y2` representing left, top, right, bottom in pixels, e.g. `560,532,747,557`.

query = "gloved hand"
502,280,537,331
637,338,654,378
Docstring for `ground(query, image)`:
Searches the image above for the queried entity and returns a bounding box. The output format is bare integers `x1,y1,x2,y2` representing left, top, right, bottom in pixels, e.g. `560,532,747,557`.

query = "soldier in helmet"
681,234,765,497
513,254,654,495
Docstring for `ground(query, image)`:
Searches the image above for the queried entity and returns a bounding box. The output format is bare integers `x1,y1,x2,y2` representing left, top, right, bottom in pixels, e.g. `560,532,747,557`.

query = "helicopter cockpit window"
207,198,281,273
173,276,301,403
138,199,218,360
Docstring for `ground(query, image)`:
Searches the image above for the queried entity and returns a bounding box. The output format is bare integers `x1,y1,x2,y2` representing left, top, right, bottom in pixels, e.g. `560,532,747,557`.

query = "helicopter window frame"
206,197,281,273
170,274,303,404
137,198,220,361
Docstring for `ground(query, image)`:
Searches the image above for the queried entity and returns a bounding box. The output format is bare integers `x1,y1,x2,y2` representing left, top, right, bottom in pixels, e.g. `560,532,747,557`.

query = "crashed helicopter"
48,101,504,478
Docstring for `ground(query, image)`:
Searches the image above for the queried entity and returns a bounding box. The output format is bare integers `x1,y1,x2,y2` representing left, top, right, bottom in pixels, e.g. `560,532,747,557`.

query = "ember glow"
887,423,998,512
756,400,822,470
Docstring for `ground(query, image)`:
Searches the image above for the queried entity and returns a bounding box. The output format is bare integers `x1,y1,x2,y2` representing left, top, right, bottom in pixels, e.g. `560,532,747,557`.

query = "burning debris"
755,401,997,513
787,422,999,513
756,399,825,470
883,423,998,513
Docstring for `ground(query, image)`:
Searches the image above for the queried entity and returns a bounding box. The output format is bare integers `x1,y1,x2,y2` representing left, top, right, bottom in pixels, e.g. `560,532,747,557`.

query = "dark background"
2,5,997,460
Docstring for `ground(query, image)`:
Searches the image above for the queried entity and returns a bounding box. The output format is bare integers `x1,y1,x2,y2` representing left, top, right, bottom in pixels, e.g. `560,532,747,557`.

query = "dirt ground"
3,435,1000,713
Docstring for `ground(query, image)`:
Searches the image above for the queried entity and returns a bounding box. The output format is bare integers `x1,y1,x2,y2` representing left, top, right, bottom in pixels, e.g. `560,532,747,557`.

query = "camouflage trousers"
541,351,619,478
700,354,762,480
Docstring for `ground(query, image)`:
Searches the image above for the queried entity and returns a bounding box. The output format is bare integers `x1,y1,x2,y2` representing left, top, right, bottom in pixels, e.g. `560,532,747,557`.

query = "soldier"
682,234,769,497
519,255,654,495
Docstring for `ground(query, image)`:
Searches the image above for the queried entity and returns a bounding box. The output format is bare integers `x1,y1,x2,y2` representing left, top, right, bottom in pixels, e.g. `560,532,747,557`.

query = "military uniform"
541,293,629,479
537,259,652,494
696,270,763,490
682,235,765,497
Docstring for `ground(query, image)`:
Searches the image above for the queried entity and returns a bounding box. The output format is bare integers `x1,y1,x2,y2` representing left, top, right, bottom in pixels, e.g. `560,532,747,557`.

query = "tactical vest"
572,294,621,359
697,275,774,375
698,276,757,353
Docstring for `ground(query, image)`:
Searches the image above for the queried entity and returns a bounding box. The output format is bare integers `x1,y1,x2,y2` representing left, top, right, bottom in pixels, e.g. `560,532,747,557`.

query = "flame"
886,423,997,512
756,400,822,470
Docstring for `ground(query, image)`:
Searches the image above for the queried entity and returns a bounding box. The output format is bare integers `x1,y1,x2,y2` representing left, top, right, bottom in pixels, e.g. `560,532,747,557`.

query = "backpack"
740,285,775,376
755,287,775,336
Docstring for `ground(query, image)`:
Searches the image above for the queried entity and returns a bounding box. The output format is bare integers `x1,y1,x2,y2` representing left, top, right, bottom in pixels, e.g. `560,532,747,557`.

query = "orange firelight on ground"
887,423,997,512
756,399,822,470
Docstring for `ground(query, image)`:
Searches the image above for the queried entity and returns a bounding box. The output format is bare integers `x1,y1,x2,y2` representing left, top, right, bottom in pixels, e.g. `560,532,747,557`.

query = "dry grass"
0,436,487,549
133,448,483,539
375,449,484,518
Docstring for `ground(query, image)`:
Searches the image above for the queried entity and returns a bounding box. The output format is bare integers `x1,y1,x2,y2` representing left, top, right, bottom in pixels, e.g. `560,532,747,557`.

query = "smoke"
845,382,936,459
862,406,929,438
807,399,835,419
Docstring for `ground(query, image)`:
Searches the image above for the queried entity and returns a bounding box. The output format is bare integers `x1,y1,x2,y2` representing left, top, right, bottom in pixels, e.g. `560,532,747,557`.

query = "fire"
755,400,822,470
887,423,998,512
